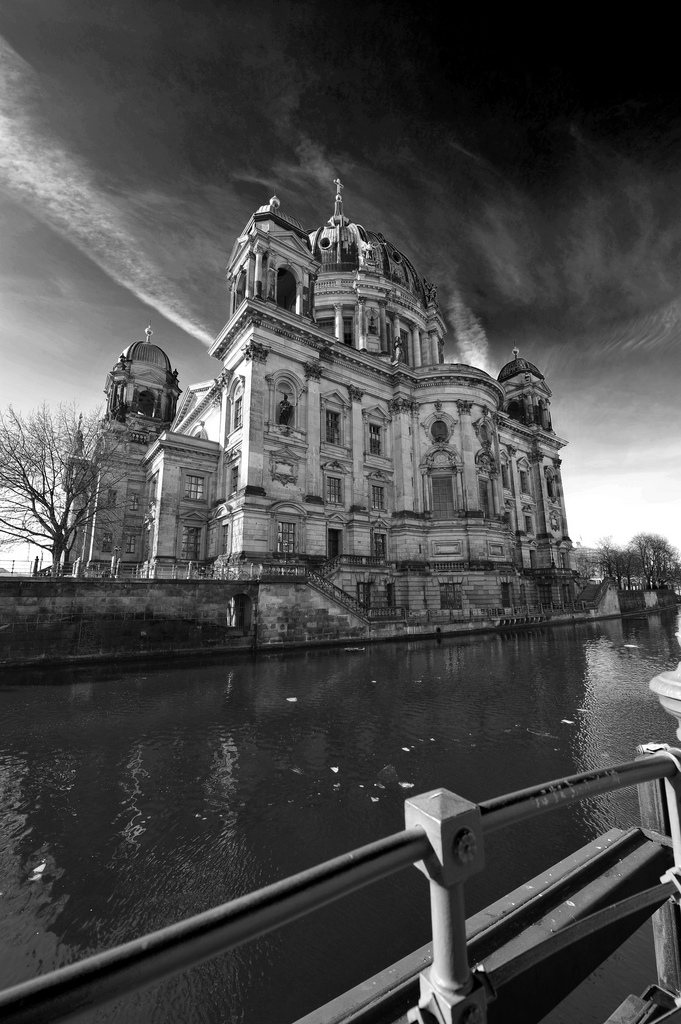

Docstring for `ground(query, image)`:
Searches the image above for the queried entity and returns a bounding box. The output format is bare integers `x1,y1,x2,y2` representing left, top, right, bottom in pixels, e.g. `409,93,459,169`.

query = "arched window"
138,390,155,417
507,400,524,423
276,268,297,311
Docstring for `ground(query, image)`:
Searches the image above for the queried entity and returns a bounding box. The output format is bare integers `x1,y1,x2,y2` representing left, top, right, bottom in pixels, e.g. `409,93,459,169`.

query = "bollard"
405,789,488,1024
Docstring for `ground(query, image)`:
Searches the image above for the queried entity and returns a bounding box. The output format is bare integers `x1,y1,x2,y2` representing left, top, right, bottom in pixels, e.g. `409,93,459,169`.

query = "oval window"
391,250,403,264
431,420,448,442
319,237,331,249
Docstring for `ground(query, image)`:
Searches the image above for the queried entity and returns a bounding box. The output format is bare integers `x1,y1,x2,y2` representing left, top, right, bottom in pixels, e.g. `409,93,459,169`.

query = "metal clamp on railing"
405,790,488,1024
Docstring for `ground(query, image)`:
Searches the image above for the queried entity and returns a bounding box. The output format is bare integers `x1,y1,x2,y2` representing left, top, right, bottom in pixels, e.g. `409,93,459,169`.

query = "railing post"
404,789,488,1024
648,632,681,997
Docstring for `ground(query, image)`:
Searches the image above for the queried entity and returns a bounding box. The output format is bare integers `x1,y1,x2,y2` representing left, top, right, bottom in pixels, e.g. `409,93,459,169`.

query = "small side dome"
121,326,172,372
498,347,544,383
254,194,305,232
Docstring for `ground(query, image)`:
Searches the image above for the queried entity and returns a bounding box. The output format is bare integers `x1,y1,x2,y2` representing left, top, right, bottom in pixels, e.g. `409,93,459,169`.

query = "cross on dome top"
145,324,153,340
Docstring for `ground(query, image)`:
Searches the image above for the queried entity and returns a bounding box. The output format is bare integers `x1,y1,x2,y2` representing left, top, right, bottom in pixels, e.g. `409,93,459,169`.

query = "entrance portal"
327,529,342,559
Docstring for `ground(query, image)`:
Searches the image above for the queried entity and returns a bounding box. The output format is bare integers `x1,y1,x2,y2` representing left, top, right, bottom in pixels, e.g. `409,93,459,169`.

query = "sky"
1,1,681,552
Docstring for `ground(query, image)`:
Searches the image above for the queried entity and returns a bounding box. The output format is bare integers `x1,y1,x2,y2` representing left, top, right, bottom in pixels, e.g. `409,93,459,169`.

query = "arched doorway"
229,593,252,630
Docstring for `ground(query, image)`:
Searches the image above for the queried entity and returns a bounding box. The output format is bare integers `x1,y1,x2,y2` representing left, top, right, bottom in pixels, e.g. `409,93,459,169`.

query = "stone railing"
305,569,367,618
317,554,390,577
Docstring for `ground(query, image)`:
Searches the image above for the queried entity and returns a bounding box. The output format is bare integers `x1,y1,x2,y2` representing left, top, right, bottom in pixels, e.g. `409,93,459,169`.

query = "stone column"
245,252,255,298
378,301,388,353
295,279,303,316
254,246,264,299
413,326,422,368
350,388,365,506
457,401,476,508
390,399,416,512
334,303,343,343
358,298,366,350
304,363,323,498
429,331,439,365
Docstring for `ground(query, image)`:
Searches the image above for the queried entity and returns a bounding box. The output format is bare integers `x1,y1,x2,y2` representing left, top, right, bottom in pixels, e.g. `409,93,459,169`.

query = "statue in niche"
368,312,377,334
278,394,294,426
393,335,404,363
113,399,127,423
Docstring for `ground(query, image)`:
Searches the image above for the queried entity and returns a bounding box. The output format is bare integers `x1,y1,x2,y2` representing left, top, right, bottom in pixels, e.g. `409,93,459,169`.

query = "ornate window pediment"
422,445,461,470
321,459,350,475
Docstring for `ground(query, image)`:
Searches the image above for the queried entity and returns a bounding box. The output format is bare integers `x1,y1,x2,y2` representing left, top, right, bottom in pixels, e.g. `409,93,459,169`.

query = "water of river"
1,611,680,1024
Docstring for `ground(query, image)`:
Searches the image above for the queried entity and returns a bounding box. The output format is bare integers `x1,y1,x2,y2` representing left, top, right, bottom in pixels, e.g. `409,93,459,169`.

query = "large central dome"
308,185,428,304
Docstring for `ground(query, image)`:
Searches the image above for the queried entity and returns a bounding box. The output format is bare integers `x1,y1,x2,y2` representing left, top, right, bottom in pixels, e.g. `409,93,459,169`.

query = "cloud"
446,291,491,371
0,35,214,346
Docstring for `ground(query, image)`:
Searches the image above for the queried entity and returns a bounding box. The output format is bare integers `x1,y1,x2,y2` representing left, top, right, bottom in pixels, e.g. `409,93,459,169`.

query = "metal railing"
2,740,681,1024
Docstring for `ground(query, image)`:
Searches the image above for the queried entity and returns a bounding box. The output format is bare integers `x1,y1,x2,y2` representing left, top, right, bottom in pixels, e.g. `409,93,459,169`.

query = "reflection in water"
0,610,680,1023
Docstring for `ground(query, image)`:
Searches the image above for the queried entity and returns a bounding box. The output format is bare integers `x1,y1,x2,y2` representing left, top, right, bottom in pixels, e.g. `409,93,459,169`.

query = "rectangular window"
326,477,342,503
181,526,201,560
343,318,353,346
440,583,462,609
501,464,510,489
525,515,533,534
478,479,490,517
222,524,230,554
277,521,296,554
371,485,385,510
519,470,530,494
149,474,158,502
234,396,243,430
501,582,513,607
184,475,204,500
373,533,386,558
325,410,340,445
101,531,113,553
538,582,552,606
230,465,239,494
357,582,372,609
369,424,382,456
317,318,335,335
129,493,140,512
431,477,454,520
125,534,136,554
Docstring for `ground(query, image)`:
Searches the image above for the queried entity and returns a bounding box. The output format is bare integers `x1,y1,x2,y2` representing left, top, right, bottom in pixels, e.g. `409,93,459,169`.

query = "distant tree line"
573,534,681,590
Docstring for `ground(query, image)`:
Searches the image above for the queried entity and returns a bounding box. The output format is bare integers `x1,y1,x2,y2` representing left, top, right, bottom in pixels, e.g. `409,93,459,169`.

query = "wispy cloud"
0,36,214,346
446,291,491,371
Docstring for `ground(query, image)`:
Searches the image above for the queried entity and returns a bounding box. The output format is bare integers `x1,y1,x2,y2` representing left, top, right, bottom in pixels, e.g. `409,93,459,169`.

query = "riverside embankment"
0,573,676,667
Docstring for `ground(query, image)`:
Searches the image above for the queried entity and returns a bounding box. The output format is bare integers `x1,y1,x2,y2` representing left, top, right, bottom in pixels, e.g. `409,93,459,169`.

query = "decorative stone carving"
434,400,443,411
242,341,269,363
475,448,496,474
425,448,458,468
269,447,299,486
348,384,364,402
456,400,473,414
319,344,334,361
423,278,438,304
553,456,562,468
215,367,233,388
388,397,416,414
506,444,517,457
303,361,323,381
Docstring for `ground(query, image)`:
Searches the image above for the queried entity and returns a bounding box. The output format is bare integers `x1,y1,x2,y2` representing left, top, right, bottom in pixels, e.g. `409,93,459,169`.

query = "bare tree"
631,532,681,589
0,403,124,566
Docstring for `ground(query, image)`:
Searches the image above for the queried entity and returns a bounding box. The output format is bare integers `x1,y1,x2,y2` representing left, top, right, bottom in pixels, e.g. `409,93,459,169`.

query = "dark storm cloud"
3,0,681,363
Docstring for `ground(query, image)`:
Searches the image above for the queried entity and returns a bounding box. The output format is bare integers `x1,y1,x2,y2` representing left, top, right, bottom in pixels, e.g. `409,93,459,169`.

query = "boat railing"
4,658,681,1024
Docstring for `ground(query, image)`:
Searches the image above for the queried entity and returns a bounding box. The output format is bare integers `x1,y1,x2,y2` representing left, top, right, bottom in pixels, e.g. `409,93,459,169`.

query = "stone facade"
92,187,574,612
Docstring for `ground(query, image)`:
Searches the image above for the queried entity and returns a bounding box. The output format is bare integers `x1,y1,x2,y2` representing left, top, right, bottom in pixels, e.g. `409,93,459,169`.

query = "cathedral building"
94,184,574,613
